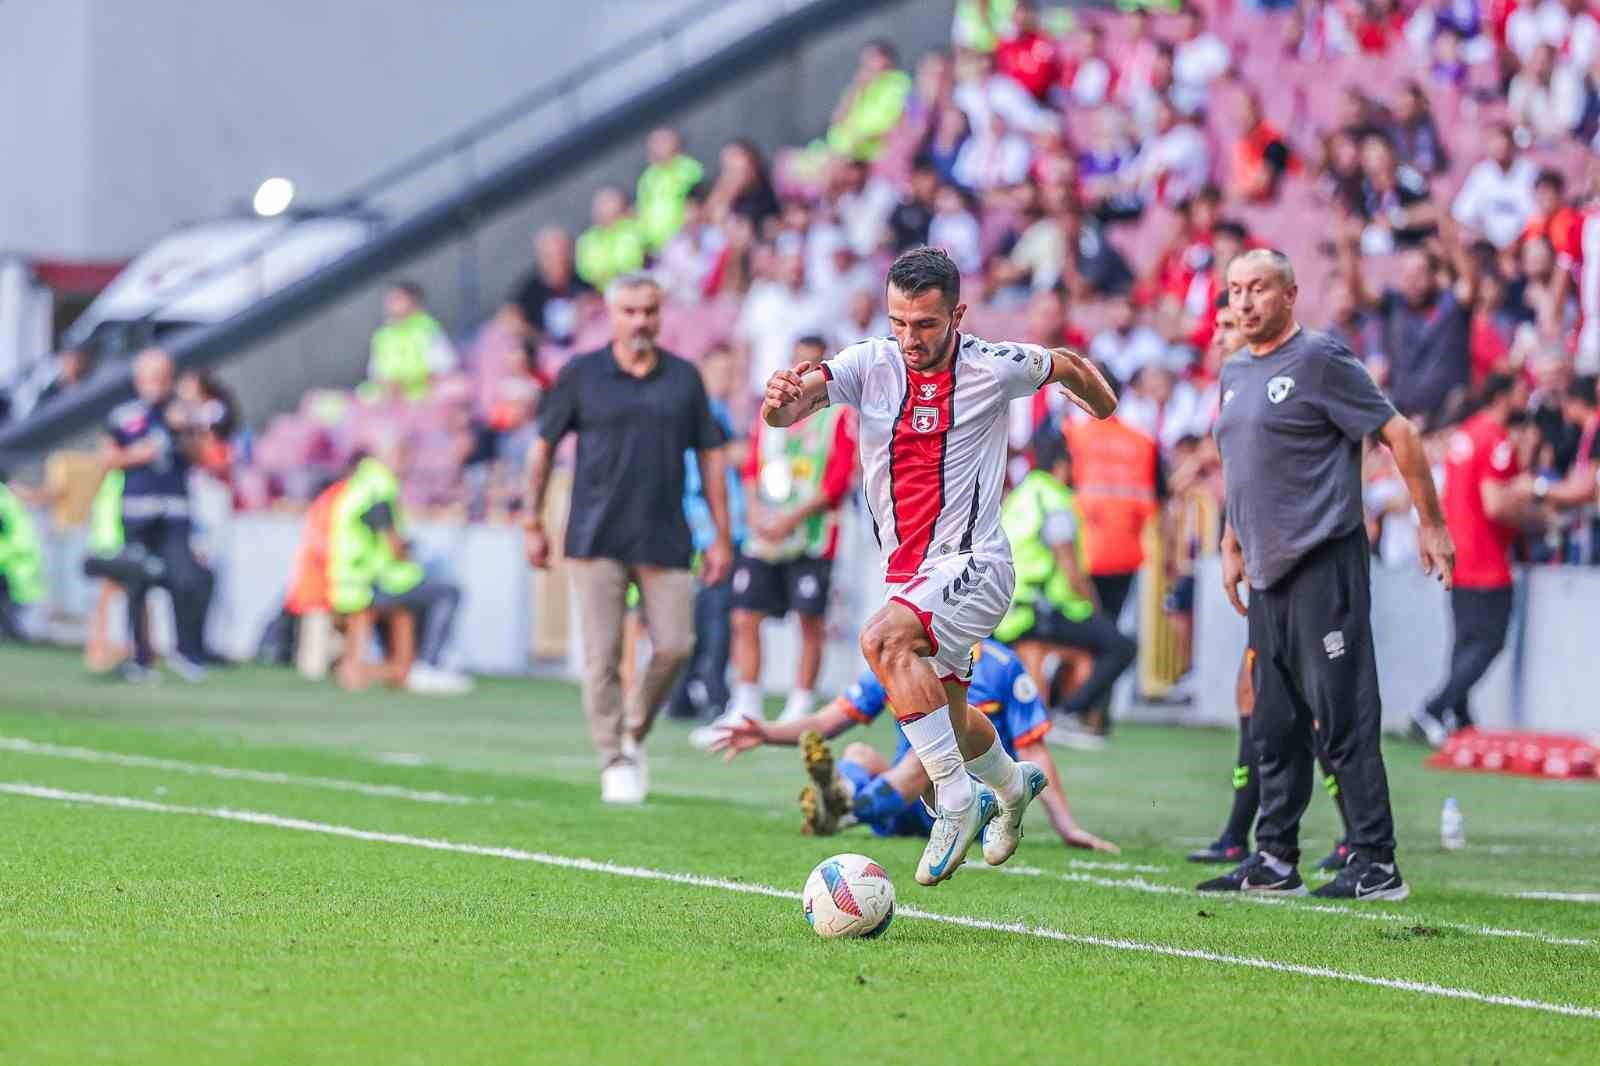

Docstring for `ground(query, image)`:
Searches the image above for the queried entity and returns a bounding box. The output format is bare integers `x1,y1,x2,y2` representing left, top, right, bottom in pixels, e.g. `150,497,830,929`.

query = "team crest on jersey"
912,405,940,433
918,382,938,400
1266,376,1295,404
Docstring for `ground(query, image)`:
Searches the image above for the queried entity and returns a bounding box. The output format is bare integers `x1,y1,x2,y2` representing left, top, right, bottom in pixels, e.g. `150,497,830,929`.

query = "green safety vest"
636,154,705,251
748,406,847,563
0,483,44,605
327,458,424,614
953,0,1016,52
88,470,125,557
575,218,646,289
370,311,445,400
995,470,1093,642
825,69,913,162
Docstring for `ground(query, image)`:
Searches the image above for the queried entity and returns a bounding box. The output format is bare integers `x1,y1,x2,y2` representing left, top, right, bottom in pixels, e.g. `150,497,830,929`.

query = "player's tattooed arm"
1046,348,1118,419
761,361,830,428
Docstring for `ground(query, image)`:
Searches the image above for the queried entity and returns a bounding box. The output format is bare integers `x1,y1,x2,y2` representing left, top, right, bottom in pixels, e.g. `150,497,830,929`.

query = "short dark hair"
1214,219,1249,243
1031,425,1069,472
390,280,424,303
1481,372,1519,406
887,246,961,308
1568,376,1598,407
1535,169,1565,193
794,334,829,354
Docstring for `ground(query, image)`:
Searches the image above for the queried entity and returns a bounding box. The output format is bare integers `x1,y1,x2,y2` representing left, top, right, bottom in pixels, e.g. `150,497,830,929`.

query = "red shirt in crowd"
995,30,1061,101
1443,411,1520,589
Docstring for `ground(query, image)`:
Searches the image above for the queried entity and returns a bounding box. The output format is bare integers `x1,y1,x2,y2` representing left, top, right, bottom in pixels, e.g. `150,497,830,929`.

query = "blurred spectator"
1129,99,1211,208
100,349,215,683
1091,293,1169,387
953,109,1034,191
1388,80,1450,177
1124,41,1181,139
829,158,897,256
1230,89,1296,203
1058,23,1115,108
1467,270,1528,385
956,46,1055,136
825,41,912,162
1348,129,1437,253
736,250,830,397
1511,235,1580,358
0,467,43,642
1506,0,1599,69
657,188,726,303
365,281,456,402
575,186,646,289
925,105,972,187
35,348,94,408
635,128,704,252
1171,4,1232,114
998,194,1132,300
504,227,595,348
1450,124,1537,249
1314,128,1364,208
1064,406,1160,629
994,0,1060,102
1507,44,1584,145
702,212,758,300
891,51,957,165
1426,23,1469,87
1326,276,1379,362
1119,364,1209,455
953,0,1017,54
1344,241,1477,422
888,160,939,251
707,139,779,229
1077,106,1137,199
928,184,984,273
1521,169,1585,267
175,370,239,480
835,286,889,350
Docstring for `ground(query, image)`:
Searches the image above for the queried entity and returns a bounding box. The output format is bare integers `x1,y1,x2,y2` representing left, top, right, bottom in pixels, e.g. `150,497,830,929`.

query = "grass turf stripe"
4,780,1598,1022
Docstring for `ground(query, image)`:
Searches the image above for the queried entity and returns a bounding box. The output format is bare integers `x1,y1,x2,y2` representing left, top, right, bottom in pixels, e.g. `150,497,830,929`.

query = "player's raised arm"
761,361,831,428
1046,348,1118,419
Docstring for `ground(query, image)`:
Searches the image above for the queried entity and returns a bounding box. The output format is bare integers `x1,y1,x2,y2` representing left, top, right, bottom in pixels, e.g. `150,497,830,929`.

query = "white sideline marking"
1518,892,1600,903
0,737,477,807
987,864,1591,947
4,781,1598,1021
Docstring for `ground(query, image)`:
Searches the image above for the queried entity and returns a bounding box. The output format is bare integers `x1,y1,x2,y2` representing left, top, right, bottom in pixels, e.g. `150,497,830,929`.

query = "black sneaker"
1314,840,1353,873
1311,853,1409,901
1196,852,1308,895
1187,835,1249,864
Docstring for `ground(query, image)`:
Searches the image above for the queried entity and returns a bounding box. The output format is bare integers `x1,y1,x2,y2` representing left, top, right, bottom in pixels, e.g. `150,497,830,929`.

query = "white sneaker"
600,763,644,805
981,762,1047,866
689,711,753,751
1047,715,1107,752
166,654,207,684
778,691,814,723
621,733,648,795
406,664,475,695
915,786,998,887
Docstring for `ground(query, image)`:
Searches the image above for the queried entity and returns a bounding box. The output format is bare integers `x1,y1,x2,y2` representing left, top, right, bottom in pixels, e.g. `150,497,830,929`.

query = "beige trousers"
568,558,695,767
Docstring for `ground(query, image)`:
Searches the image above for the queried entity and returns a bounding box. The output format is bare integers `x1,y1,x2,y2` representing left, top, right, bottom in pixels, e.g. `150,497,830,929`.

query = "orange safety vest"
1063,416,1158,576
285,480,345,616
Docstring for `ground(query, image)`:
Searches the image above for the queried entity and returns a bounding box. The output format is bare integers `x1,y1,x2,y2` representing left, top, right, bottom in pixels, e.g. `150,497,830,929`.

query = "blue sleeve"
1001,660,1049,748
842,670,888,723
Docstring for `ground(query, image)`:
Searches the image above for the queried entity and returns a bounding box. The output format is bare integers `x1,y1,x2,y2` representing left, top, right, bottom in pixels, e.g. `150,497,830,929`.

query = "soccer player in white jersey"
761,247,1118,885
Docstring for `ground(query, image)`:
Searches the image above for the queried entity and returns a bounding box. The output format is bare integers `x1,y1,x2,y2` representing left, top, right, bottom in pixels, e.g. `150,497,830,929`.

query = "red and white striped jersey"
822,332,1052,583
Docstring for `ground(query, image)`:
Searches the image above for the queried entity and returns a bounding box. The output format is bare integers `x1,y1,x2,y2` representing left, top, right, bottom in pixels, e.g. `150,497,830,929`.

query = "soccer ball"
802,853,895,939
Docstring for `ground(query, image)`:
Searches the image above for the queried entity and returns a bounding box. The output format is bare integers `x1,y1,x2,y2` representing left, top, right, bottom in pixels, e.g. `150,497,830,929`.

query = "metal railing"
96,0,813,346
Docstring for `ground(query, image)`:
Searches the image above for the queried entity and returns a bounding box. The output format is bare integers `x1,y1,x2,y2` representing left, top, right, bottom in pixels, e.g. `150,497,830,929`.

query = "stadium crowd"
2,0,1598,729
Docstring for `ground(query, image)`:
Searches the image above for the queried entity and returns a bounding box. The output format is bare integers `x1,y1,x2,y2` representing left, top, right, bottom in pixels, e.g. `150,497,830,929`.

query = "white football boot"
981,762,1047,866
915,785,998,886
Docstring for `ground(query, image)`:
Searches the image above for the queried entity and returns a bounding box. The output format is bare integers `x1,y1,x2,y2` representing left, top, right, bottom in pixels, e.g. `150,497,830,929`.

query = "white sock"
899,706,974,812
731,682,763,721
965,738,1026,806
783,689,814,719
1260,852,1293,877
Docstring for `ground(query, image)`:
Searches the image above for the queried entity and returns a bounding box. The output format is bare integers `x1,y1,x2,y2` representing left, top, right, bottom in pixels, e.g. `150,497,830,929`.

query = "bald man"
99,348,215,682
1203,250,1453,902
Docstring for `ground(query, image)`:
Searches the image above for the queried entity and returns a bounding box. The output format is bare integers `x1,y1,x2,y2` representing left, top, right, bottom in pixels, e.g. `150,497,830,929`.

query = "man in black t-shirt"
99,348,215,683
503,227,596,348
522,273,733,805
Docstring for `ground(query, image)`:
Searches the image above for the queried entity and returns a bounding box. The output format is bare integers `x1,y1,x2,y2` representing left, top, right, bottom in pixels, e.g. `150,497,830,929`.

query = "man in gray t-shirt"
1198,250,1454,905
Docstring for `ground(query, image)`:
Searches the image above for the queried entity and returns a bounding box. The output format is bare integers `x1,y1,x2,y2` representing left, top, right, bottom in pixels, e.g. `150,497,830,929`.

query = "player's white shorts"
885,552,1016,682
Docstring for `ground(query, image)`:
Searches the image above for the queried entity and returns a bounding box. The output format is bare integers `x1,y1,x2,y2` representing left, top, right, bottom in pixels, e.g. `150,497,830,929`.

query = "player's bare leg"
860,602,1013,885
783,613,827,721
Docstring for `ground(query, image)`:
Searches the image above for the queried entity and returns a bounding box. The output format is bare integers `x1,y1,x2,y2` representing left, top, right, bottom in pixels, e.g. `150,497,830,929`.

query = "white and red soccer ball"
802,853,895,939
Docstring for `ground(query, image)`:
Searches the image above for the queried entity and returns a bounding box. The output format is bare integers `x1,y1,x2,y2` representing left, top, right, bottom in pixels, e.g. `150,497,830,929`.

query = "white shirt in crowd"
1172,33,1231,112
955,76,1057,137
1507,66,1586,143
836,178,899,257
1450,158,1539,249
1130,122,1211,206
1117,379,1210,454
928,209,984,274
953,130,1034,191
737,281,829,395
1089,325,1172,385
1507,0,1599,68
1067,57,1113,107
657,224,725,303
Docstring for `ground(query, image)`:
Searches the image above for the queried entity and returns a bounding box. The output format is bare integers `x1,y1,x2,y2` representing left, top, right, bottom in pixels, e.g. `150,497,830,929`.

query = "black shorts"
729,554,832,618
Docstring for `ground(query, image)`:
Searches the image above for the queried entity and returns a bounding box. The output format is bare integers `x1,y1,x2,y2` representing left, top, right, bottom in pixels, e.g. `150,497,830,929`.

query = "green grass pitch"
1,644,1596,1064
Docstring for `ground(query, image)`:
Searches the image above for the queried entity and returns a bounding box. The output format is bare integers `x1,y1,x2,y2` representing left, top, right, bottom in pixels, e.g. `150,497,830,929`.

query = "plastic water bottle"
1440,797,1465,851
